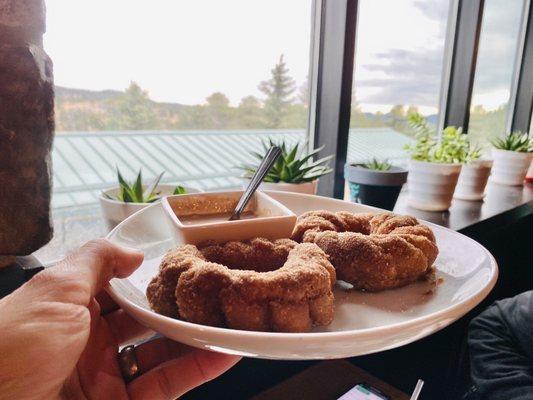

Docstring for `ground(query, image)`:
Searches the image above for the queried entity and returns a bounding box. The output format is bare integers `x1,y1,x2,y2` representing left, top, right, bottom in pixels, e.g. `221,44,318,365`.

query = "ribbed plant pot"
407,160,462,212
99,184,201,232
243,180,318,195
344,164,408,211
454,159,493,201
490,149,532,186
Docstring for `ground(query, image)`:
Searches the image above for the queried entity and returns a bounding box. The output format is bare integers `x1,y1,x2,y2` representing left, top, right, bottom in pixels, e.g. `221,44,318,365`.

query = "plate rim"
106,191,499,340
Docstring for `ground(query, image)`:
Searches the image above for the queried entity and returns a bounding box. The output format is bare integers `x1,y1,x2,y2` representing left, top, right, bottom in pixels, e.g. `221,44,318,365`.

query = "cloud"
414,0,450,22
413,0,449,37
471,0,524,94
356,48,444,107
355,0,524,107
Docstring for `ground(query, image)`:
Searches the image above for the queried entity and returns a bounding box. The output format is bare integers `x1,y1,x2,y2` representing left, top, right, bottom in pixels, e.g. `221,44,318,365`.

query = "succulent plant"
363,158,392,171
241,139,333,183
103,168,186,203
405,113,481,163
492,131,533,152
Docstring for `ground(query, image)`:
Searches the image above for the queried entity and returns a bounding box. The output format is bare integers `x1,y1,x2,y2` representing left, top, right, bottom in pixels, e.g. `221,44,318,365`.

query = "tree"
389,104,405,118
204,92,233,129
110,81,158,130
298,76,310,105
388,104,407,133
206,92,230,109
406,106,419,116
237,96,266,128
471,105,487,116
469,104,507,146
259,54,296,128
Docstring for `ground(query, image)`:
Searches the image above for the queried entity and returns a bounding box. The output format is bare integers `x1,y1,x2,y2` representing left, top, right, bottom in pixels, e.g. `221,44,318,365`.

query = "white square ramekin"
162,190,297,245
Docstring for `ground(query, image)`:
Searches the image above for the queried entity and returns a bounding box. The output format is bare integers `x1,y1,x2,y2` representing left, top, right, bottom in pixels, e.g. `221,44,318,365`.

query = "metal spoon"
229,146,282,221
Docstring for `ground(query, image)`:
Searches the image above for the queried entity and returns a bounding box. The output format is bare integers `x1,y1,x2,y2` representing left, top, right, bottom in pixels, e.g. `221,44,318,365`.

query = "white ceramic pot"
407,160,462,211
249,180,318,195
454,159,493,201
99,184,201,232
490,149,532,186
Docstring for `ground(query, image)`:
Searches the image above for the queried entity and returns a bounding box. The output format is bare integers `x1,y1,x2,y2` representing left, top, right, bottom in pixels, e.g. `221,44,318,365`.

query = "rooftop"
52,127,413,208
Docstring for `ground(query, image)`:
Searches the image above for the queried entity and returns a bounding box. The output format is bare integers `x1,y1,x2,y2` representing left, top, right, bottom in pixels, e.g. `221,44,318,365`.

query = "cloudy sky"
470,0,524,110
44,0,525,114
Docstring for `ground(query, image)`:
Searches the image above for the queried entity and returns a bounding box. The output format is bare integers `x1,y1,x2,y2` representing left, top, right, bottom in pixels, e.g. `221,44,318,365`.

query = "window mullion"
442,0,485,132
311,0,358,198
509,0,533,134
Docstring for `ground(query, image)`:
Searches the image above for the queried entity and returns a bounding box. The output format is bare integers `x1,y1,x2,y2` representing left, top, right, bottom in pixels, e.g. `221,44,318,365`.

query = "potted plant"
240,139,333,195
99,168,200,231
490,132,533,186
405,114,479,211
454,156,492,201
344,158,408,211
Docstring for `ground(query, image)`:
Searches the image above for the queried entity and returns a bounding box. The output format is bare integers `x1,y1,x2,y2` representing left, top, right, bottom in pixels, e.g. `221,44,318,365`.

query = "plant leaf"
173,185,187,195
132,169,143,202
145,171,165,200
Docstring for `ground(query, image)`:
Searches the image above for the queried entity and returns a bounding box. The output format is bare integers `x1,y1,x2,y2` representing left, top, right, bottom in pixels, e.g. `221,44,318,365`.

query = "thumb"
23,239,144,306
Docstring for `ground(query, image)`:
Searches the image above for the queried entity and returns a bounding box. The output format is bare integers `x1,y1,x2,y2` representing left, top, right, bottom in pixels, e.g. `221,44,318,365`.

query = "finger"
104,309,154,345
128,348,240,400
96,291,120,315
134,337,193,373
77,299,130,400
24,238,144,306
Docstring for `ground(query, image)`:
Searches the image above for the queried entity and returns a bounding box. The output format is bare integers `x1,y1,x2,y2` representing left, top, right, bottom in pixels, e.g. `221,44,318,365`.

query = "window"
44,0,313,206
348,0,451,165
468,0,526,148
38,0,313,262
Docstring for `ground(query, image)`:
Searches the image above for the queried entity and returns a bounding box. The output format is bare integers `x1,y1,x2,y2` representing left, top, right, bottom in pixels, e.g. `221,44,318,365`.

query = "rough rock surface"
0,0,54,255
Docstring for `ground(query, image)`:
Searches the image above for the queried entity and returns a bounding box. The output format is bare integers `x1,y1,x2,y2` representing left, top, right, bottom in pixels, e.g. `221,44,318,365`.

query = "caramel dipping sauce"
178,211,258,226
169,194,272,226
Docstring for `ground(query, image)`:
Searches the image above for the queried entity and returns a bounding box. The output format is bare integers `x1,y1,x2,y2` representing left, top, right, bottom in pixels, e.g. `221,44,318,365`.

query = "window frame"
316,0,533,198
508,0,533,134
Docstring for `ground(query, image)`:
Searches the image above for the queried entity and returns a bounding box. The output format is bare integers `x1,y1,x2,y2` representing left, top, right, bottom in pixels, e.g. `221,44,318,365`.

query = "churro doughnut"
146,238,336,332
292,211,438,291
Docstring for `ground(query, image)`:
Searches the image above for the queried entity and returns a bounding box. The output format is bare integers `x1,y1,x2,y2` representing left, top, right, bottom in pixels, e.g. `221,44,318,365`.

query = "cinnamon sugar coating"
292,211,438,291
146,238,335,332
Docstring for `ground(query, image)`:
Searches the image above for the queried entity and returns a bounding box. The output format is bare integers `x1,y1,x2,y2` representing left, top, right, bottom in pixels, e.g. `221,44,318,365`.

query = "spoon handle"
229,146,282,221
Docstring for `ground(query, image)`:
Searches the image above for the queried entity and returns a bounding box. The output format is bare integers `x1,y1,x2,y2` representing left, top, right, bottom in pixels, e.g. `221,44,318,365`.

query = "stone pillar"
0,0,54,255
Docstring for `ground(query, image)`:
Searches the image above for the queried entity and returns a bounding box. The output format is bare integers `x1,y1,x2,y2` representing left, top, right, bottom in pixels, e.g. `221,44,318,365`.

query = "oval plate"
106,191,498,360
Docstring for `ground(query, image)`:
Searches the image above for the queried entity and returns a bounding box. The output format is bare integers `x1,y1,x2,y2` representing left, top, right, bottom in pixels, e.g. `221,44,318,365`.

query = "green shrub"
405,113,481,163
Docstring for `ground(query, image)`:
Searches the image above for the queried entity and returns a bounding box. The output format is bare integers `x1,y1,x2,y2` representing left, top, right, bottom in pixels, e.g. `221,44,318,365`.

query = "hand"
0,239,240,400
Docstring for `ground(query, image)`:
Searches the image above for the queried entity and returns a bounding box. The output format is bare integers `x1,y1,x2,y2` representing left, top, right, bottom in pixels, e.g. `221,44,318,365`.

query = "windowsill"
394,182,533,234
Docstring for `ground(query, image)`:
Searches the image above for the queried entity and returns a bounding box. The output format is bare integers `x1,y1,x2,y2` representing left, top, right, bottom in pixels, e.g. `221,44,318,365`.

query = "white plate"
106,191,498,360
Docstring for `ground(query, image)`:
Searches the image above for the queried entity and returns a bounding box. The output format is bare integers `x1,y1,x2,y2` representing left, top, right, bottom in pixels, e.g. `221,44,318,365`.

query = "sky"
44,0,524,113
470,0,525,110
